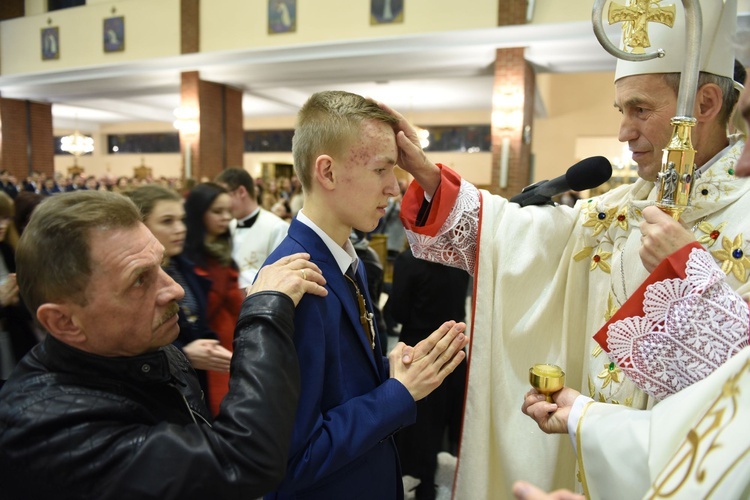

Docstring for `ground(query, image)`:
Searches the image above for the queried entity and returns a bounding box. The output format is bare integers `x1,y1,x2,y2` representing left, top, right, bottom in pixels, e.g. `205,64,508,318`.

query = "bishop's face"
614,74,678,182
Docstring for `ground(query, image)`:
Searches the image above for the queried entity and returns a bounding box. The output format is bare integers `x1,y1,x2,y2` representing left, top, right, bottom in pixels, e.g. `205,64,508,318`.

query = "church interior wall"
201,0,500,53
532,71,621,182
23,0,45,17
5,0,180,76
528,0,594,25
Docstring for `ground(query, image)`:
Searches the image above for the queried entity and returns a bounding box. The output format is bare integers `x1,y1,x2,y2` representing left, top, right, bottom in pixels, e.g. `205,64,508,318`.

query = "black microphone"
509,156,612,207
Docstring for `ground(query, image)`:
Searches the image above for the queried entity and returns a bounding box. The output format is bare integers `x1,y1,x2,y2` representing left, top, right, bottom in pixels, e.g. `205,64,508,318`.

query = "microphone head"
565,156,612,192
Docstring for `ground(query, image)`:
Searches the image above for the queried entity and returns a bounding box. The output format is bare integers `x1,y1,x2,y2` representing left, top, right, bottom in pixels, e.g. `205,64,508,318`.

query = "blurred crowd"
0,169,305,219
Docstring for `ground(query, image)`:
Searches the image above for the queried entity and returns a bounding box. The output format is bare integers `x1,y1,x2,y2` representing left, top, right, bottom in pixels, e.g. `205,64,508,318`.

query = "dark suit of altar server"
263,217,415,500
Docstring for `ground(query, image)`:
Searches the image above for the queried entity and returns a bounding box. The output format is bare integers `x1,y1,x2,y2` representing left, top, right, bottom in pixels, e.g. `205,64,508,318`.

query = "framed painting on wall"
103,16,125,52
41,26,60,60
268,0,296,34
371,0,404,25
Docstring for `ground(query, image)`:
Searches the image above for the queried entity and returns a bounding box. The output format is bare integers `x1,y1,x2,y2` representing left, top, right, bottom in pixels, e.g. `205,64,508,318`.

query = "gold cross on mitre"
608,0,676,54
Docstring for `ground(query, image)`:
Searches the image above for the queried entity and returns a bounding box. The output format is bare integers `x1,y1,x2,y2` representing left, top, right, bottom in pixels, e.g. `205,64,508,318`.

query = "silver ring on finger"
301,269,307,280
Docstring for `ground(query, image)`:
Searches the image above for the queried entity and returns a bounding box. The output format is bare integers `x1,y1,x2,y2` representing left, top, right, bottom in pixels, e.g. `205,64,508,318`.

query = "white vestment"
400,137,750,497
578,345,750,500
231,208,288,288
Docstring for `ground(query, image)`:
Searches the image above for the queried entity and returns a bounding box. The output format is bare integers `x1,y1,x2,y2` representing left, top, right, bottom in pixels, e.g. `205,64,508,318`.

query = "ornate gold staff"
592,0,703,219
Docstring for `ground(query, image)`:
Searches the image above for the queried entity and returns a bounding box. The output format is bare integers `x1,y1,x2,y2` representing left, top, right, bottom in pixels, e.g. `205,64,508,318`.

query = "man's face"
333,119,400,233
736,75,750,178
68,224,184,356
614,74,677,182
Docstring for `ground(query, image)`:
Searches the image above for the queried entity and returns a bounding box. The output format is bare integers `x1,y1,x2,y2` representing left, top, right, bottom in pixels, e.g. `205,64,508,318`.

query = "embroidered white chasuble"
400,137,750,497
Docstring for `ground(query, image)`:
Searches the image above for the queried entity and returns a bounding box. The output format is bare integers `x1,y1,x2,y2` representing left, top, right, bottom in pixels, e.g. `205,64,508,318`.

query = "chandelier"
60,130,94,164
415,127,430,149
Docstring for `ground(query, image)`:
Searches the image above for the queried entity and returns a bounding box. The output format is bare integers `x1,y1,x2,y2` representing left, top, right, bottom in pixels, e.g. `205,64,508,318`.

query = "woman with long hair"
124,185,231,403
184,183,244,414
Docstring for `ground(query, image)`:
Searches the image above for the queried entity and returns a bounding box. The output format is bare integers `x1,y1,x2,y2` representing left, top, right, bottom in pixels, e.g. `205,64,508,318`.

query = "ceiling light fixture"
60,130,94,165
416,127,430,149
173,107,199,136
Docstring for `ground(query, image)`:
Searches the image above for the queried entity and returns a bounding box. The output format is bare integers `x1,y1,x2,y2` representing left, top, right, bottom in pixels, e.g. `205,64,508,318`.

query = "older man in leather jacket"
0,190,328,500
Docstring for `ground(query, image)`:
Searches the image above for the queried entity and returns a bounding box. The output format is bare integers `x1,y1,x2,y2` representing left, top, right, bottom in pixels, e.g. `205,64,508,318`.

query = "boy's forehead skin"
343,121,396,167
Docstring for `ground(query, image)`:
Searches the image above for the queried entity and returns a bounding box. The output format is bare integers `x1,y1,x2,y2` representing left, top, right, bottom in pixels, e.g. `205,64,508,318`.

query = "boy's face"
334,119,400,233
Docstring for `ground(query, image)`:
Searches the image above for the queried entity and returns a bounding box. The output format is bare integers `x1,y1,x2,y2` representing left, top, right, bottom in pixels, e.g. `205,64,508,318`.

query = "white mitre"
614,0,737,81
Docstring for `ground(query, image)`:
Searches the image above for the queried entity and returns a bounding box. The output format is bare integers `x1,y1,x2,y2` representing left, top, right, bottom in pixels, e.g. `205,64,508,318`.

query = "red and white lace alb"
606,248,749,400
405,180,479,274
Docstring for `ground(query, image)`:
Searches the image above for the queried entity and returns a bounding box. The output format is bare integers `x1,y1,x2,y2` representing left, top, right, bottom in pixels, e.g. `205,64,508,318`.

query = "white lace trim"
405,179,480,274
606,248,750,400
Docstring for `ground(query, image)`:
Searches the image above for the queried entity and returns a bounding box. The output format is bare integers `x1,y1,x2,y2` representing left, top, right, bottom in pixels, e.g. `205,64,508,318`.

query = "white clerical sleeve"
578,346,750,500
577,402,652,499
566,394,593,454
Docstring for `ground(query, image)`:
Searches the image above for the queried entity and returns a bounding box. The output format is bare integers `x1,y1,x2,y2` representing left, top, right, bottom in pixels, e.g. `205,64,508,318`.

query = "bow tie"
236,212,259,229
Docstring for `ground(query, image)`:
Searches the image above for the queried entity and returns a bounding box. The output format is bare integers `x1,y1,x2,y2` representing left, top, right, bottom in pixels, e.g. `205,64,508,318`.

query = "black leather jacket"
0,291,300,500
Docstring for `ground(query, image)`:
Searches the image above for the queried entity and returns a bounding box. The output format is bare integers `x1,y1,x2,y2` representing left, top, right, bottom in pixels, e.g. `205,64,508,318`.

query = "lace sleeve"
404,180,479,274
606,248,750,400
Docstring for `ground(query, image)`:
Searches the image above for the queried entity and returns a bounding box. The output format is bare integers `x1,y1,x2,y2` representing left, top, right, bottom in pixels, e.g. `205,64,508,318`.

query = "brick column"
0,0,23,21
179,72,244,181
489,0,534,197
181,0,199,54
0,99,54,180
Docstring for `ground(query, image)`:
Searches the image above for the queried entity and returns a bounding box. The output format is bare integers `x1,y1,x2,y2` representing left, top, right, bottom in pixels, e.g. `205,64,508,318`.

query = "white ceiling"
0,14,748,132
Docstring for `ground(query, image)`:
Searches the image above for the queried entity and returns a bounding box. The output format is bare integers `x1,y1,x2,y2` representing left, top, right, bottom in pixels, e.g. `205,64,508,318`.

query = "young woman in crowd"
125,185,231,404
183,183,244,414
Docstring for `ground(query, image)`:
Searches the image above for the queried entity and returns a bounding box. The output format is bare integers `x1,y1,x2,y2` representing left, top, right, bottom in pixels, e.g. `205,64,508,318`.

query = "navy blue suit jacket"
263,219,415,499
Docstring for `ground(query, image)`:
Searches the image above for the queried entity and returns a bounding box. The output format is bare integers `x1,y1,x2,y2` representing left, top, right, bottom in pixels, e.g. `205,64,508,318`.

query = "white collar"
296,210,359,275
